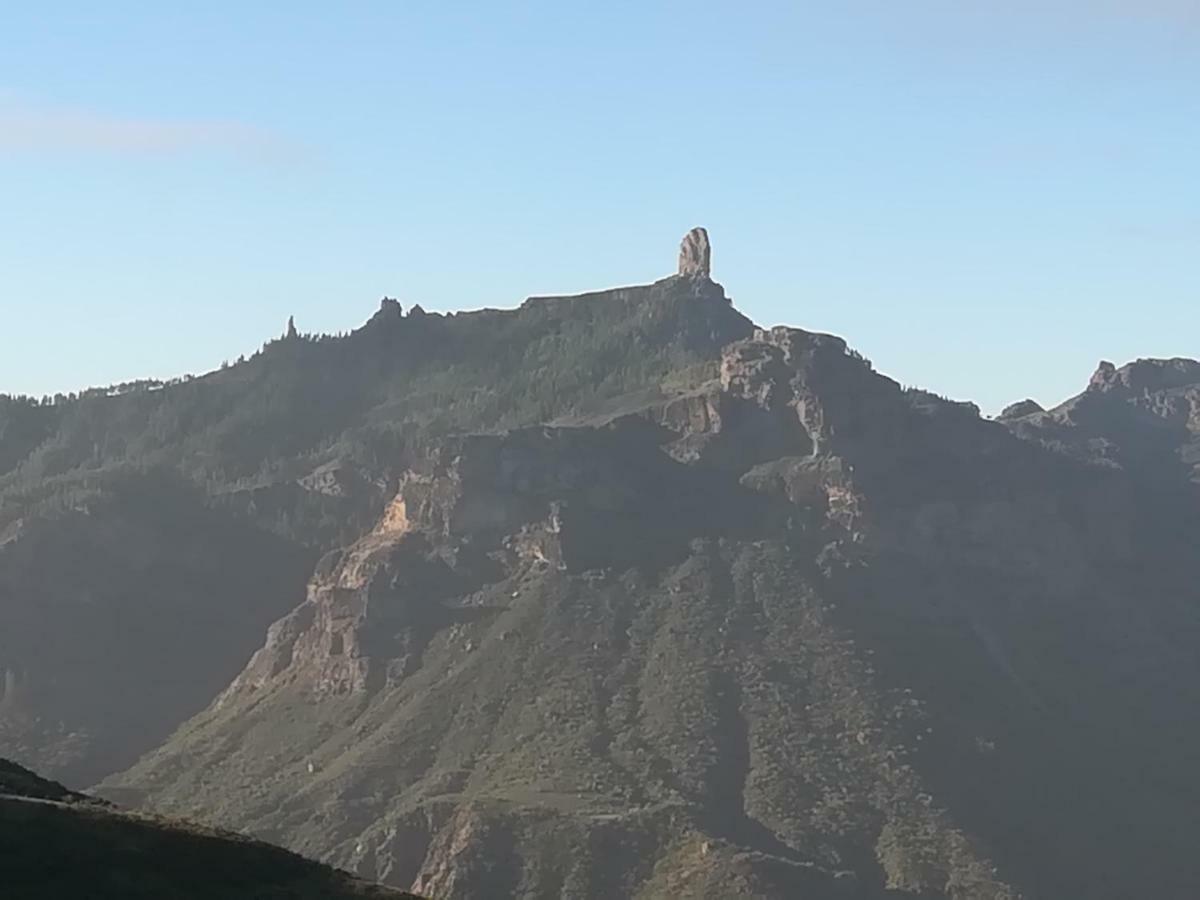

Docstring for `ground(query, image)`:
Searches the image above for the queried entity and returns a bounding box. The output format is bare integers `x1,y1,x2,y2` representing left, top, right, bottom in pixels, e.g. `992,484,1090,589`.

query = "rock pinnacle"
678,227,711,278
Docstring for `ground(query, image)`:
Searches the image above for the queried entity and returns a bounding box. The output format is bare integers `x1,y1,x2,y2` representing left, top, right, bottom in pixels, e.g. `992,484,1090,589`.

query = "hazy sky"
3,2,1197,412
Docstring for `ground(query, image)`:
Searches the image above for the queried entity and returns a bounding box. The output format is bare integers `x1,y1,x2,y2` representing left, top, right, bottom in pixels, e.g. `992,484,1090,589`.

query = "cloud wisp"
0,95,302,164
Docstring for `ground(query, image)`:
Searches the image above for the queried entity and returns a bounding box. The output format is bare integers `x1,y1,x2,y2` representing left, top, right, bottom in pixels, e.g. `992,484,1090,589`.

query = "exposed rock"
1088,357,1200,395
1088,360,1117,390
1005,353,1200,485
998,399,1044,420
222,423,781,700
677,227,712,278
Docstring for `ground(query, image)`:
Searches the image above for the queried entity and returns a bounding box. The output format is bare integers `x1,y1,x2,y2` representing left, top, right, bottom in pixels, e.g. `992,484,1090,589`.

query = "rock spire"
678,227,711,278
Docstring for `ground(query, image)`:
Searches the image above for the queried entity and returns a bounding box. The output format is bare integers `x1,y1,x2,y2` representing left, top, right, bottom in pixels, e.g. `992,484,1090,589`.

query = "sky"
2,2,1198,413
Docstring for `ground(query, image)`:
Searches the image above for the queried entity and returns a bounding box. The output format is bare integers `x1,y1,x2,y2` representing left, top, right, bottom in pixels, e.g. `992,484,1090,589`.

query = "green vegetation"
9,269,1200,898
0,277,749,789
0,280,749,548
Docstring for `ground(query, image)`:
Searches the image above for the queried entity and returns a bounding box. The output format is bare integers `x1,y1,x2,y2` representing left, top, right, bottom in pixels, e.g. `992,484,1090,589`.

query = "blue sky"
2,2,1197,412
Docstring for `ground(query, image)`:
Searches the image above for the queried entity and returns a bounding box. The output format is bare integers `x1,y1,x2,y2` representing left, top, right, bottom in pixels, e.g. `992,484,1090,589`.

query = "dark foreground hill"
8,230,1200,898
1,757,417,900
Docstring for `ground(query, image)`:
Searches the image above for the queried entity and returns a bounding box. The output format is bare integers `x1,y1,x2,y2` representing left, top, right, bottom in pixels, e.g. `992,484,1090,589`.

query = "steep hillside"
0,470,313,786
0,757,416,900
106,322,1200,898
1,246,750,788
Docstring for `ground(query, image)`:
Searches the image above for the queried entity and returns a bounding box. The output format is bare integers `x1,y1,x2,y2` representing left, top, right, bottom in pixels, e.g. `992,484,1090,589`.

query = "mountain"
0,757,417,900
0,262,748,787
8,230,1200,898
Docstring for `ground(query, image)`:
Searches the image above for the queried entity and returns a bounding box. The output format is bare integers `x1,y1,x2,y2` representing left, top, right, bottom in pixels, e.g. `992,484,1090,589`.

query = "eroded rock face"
678,227,711,278
1011,355,1200,484
222,423,782,701
665,325,904,472
222,323,993,712
1089,357,1200,394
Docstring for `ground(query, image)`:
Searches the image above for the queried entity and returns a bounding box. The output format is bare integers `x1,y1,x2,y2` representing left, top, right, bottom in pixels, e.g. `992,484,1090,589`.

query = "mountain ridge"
0,265,751,790
4,231,1200,898
105,304,1200,897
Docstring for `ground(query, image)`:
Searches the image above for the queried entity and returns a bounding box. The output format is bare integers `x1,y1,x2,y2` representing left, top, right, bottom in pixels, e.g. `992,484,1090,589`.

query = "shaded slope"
0,758,416,900
0,756,97,804
0,470,313,786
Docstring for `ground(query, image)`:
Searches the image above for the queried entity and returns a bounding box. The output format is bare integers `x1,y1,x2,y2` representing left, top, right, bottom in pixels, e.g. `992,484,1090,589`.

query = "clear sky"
2,2,1197,413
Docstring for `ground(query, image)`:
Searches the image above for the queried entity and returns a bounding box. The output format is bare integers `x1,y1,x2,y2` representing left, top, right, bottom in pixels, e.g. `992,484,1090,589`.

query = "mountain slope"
1,275,749,539
104,321,1200,898
0,267,749,787
0,470,313,786
1002,356,1200,489
1,757,417,900
9,235,1200,898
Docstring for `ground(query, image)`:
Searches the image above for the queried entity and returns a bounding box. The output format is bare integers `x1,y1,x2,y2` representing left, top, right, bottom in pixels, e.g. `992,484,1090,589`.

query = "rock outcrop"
1087,357,1200,395
1008,355,1200,485
677,226,711,278
998,399,1044,420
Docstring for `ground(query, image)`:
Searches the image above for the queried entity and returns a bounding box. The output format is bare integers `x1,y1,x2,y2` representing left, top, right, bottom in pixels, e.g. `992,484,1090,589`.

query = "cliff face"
105,314,1200,899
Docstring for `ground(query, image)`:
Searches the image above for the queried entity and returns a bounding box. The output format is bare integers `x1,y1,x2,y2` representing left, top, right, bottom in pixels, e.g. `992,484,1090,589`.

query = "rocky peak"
1088,357,1200,395
999,399,1044,420
1088,360,1117,390
677,226,712,278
